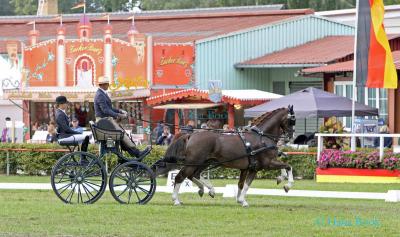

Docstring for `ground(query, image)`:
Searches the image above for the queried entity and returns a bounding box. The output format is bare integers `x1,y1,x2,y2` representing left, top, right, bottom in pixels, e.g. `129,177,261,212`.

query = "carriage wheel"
109,161,156,204
51,151,107,204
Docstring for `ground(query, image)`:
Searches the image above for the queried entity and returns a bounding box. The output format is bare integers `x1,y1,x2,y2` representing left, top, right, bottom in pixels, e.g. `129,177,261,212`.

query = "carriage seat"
58,134,90,152
89,121,124,144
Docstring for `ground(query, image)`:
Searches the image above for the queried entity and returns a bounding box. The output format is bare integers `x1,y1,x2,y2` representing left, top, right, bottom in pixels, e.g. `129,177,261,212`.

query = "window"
334,81,387,128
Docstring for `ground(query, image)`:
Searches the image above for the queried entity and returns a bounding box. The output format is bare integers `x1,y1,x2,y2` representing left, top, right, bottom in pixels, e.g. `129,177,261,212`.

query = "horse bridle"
250,110,296,143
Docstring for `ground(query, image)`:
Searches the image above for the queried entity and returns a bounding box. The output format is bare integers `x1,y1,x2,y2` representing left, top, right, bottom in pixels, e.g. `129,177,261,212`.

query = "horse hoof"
242,201,249,208
198,189,204,197
209,191,215,198
277,177,283,185
173,200,182,206
283,185,290,193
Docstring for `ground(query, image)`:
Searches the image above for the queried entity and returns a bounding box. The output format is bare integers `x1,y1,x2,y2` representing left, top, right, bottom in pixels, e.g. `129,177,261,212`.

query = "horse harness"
237,126,278,170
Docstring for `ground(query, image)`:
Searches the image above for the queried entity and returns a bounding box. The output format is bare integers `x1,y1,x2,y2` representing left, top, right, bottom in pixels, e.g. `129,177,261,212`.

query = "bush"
0,143,317,179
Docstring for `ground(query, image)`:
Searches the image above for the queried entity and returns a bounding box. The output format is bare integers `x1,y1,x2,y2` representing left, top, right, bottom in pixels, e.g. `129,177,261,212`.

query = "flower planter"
316,168,400,183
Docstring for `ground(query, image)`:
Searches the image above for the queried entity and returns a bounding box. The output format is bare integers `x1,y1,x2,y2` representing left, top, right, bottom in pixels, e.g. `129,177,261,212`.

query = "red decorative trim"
316,168,400,177
146,89,268,106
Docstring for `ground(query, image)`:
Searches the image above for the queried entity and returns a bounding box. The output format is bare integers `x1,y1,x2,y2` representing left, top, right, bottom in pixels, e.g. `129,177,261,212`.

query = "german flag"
356,0,397,88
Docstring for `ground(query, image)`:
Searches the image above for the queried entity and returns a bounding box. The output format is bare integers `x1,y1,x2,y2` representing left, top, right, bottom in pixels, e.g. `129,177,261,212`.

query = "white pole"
379,136,384,161
351,0,360,152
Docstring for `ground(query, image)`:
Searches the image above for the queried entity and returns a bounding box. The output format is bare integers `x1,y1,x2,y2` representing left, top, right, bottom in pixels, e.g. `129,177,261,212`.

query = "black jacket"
56,109,81,139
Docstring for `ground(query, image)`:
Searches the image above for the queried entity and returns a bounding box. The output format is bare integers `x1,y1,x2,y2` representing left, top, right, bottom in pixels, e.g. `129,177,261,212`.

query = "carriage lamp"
106,137,115,148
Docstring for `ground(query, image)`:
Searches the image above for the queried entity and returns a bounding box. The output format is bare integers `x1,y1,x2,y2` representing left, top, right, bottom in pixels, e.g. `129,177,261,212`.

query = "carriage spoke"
77,184,82,204
127,187,133,204
132,187,141,202
83,181,101,192
66,183,77,203
117,186,129,198
112,183,127,188
57,182,73,195
84,180,102,188
136,186,150,195
81,183,94,200
115,173,129,182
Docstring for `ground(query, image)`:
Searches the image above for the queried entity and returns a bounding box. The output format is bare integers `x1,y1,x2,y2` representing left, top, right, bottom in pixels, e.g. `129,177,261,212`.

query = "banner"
355,0,397,88
153,45,194,86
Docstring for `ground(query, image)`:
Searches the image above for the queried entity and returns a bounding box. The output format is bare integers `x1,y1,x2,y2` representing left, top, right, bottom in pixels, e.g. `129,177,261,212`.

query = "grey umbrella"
244,87,378,119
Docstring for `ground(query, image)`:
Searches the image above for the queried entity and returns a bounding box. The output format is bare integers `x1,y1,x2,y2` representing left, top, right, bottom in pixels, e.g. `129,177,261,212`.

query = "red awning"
146,89,281,106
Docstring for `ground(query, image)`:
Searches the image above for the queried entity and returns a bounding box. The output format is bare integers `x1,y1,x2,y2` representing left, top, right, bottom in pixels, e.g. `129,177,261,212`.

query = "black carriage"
50,121,156,204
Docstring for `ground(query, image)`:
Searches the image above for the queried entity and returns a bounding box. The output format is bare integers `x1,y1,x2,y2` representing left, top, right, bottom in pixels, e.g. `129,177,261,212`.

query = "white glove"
118,113,128,119
120,109,128,115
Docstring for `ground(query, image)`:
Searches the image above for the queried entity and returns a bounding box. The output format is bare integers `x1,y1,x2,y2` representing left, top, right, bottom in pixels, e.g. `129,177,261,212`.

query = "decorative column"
56,25,66,87
103,24,113,84
228,104,235,129
175,109,180,134
28,29,39,46
23,101,30,141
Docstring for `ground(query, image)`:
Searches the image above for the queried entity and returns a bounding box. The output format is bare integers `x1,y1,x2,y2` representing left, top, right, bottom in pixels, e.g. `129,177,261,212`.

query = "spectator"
154,121,164,138
156,126,174,145
74,103,87,127
223,124,232,132
71,117,84,133
1,117,11,143
31,121,39,133
181,120,195,134
374,125,392,148
46,123,57,143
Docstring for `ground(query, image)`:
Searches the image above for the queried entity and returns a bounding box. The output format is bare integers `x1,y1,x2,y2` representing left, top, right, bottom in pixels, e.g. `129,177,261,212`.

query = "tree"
11,0,37,15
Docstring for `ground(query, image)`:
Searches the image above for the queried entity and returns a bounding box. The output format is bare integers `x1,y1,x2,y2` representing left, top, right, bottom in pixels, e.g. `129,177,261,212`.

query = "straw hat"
97,76,110,85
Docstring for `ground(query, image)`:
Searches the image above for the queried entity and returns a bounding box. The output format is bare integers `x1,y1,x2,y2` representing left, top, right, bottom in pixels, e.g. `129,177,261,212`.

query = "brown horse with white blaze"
168,106,296,207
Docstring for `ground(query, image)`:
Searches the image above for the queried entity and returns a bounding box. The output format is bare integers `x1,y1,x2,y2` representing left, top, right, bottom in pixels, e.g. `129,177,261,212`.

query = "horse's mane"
252,108,286,127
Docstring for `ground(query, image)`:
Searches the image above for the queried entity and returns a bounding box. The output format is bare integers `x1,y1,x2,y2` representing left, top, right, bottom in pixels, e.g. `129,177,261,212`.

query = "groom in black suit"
55,96,89,151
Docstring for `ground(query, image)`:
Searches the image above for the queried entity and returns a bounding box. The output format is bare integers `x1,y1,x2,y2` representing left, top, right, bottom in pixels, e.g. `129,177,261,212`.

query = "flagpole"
351,0,360,151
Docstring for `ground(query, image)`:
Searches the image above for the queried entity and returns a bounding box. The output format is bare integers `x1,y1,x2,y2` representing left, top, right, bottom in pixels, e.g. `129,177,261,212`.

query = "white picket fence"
315,133,400,161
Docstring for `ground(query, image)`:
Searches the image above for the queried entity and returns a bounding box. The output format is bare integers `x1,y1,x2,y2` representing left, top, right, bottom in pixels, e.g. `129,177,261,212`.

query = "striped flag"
71,2,85,10
355,0,397,88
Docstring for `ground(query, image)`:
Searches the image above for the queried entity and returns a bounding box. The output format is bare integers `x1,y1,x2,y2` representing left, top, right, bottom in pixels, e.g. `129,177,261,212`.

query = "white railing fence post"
317,135,322,161
351,135,356,152
379,136,384,161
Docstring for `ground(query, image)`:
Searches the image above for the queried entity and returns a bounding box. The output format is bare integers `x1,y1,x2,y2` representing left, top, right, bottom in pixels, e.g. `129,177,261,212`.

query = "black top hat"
55,96,68,104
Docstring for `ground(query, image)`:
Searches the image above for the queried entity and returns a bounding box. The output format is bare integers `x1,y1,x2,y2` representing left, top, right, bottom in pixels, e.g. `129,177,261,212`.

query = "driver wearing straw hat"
94,76,150,158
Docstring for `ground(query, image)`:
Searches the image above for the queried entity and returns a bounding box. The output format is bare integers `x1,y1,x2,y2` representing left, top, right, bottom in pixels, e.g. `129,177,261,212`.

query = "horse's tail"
151,133,190,175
